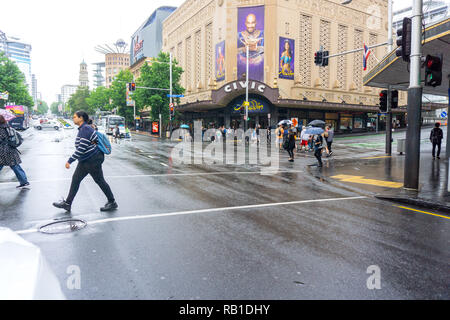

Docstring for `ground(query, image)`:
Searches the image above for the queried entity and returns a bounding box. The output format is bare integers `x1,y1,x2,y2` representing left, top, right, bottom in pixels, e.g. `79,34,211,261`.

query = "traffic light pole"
404,0,423,190
386,0,393,156
169,52,173,139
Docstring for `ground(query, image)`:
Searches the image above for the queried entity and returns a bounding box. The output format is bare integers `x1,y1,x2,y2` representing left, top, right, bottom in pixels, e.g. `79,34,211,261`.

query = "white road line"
160,162,168,167
147,155,155,159
14,196,367,235
0,170,304,185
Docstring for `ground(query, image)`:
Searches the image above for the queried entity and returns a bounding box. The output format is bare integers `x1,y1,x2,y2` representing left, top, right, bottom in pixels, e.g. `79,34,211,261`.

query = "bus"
102,115,125,136
6,105,29,130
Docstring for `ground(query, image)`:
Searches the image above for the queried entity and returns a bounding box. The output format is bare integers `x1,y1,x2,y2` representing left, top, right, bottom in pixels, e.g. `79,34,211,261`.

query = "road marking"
0,170,304,186
147,155,155,159
160,162,168,167
396,206,450,220
361,156,392,159
331,175,403,188
14,196,367,235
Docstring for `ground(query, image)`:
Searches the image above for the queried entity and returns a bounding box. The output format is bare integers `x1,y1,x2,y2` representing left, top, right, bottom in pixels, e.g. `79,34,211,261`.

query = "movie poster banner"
215,41,226,82
279,37,295,80
237,6,264,82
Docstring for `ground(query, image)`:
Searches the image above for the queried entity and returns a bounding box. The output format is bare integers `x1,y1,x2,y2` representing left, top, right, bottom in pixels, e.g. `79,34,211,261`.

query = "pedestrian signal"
424,54,443,87
391,90,398,109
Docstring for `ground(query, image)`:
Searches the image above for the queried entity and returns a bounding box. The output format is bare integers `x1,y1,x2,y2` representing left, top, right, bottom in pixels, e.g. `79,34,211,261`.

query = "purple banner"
215,41,226,82
279,37,294,80
237,6,264,82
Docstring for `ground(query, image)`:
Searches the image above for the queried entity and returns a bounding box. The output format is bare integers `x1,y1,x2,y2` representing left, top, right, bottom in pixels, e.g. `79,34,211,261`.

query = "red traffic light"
425,55,441,69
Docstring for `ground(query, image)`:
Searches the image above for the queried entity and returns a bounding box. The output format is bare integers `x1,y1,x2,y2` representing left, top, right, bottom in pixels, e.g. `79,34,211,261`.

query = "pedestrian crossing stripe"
361,155,392,159
331,175,403,188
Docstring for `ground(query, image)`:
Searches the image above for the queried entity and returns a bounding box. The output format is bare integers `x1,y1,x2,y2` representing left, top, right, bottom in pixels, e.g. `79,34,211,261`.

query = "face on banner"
215,41,226,81
279,37,295,80
237,6,265,82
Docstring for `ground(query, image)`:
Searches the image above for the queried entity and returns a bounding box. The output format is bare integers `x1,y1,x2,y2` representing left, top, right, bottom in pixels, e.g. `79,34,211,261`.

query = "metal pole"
446,77,450,159
404,0,423,190
245,45,249,134
386,0,393,156
170,52,173,138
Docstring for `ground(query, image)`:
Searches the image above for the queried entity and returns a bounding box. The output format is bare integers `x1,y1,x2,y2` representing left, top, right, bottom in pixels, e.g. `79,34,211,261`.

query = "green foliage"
66,87,93,115
86,86,111,112
50,102,61,115
134,52,184,130
109,69,134,124
0,52,34,108
36,100,49,115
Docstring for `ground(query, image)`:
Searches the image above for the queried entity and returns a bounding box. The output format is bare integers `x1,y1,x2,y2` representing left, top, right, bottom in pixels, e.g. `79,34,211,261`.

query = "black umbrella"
308,120,326,128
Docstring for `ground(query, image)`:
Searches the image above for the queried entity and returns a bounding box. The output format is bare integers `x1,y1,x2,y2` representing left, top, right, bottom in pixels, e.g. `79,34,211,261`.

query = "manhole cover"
39,219,87,234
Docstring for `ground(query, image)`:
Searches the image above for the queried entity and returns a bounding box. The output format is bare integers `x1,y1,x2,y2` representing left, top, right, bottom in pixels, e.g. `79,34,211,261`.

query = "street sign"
441,111,447,118
167,94,184,98
0,91,8,100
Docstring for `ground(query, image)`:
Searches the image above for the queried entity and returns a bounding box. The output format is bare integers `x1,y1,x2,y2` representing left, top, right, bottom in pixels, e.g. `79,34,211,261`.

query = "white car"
34,120,62,131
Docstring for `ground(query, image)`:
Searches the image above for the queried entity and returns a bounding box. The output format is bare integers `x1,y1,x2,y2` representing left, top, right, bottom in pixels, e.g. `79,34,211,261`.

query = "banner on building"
237,5,265,82
279,37,295,80
230,95,269,114
215,41,226,82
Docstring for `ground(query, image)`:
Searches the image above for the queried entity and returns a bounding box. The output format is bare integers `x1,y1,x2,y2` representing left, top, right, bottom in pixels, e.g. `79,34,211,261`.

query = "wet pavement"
0,126,449,299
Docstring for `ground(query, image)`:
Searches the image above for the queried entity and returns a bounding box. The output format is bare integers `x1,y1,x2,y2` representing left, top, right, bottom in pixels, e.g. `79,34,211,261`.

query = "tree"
134,52,184,132
66,87,92,115
36,100,49,115
50,102,62,116
86,86,111,112
109,69,134,124
0,52,34,108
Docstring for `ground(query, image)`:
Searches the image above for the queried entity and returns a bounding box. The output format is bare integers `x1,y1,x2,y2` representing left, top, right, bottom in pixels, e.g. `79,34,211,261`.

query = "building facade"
162,0,407,132
105,53,130,88
0,35,33,95
92,62,106,88
130,6,177,66
60,85,78,105
79,60,89,87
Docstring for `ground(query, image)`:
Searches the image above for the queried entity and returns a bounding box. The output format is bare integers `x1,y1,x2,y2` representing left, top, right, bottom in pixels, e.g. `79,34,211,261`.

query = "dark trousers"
66,152,115,204
314,148,323,166
287,148,294,159
432,141,441,157
327,141,332,152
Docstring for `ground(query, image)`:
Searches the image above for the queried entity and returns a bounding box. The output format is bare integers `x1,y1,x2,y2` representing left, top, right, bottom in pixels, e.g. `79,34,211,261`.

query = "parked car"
34,120,62,130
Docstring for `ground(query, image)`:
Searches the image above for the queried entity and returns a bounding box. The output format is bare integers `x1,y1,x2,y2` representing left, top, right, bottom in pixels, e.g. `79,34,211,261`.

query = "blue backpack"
96,131,112,155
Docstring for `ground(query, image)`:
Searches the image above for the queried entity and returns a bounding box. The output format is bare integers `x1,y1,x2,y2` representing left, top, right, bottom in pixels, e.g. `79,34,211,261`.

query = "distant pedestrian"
53,111,117,212
313,134,324,167
276,125,283,150
285,129,296,162
0,115,29,188
299,126,309,152
325,125,334,156
430,122,443,159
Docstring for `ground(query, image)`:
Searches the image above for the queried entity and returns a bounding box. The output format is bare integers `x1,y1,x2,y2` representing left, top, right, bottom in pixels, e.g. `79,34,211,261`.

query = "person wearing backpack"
430,122,444,160
53,111,117,212
0,115,29,188
313,134,324,167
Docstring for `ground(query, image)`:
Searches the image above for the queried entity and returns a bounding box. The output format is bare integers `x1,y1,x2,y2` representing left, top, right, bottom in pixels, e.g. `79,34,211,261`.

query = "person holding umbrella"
304,126,325,167
0,115,29,188
285,128,297,162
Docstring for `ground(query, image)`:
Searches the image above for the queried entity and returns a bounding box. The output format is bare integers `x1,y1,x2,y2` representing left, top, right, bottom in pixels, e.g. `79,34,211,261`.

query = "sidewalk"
130,130,161,138
321,151,450,212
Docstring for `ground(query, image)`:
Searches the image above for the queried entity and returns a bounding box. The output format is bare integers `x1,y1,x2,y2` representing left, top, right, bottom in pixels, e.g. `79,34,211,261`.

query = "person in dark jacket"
430,122,443,159
313,134,324,167
0,115,29,188
285,129,296,162
53,111,117,212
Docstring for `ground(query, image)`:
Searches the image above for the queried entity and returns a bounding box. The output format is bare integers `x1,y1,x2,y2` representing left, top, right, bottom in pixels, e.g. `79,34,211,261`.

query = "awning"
364,17,450,97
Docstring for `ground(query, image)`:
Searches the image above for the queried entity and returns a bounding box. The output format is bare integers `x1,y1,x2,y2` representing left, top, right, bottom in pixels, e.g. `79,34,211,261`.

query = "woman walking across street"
313,134,324,167
285,128,297,162
0,115,29,188
53,111,117,212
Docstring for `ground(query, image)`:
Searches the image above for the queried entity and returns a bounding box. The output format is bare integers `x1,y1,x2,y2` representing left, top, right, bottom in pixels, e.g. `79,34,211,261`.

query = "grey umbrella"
308,120,326,128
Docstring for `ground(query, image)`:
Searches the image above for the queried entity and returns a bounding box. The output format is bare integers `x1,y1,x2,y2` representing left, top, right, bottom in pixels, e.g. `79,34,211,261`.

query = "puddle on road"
39,219,87,234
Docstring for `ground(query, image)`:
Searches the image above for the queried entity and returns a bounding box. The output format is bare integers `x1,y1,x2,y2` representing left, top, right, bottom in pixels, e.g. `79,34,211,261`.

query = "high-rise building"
92,62,105,88
105,53,130,88
79,60,89,88
60,85,78,105
393,0,449,30
0,33,33,95
32,74,37,105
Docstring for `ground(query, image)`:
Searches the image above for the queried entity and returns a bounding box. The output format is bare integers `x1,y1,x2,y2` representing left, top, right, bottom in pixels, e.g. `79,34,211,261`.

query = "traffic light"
379,90,388,112
395,17,412,62
314,51,323,66
169,103,174,119
322,51,329,67
391,90,398,109
128,82,136,91
424,54,443,87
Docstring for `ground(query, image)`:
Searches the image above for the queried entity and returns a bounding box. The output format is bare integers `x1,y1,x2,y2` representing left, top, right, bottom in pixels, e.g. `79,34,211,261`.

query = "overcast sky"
1,0,418,104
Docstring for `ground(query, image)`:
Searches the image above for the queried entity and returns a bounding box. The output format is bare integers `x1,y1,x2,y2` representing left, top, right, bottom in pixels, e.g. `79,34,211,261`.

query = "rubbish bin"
397,138,406,155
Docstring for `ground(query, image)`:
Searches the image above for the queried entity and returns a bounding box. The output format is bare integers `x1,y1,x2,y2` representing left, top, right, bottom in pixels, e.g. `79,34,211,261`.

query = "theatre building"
162,0,407,133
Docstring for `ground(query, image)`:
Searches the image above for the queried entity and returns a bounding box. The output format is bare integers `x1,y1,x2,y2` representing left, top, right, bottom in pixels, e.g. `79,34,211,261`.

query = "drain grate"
39,219,87,234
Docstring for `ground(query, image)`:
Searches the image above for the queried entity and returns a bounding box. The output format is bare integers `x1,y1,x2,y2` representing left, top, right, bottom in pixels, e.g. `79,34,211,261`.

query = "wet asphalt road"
0,126,449,299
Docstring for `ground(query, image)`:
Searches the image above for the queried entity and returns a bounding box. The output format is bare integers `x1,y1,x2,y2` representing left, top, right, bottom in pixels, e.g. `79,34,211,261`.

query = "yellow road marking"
361,156,392,159
331,175,403,188
396,206,450,220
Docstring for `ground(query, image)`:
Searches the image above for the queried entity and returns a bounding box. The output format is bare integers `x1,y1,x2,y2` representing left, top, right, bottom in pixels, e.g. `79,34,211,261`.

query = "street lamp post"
245,45,249,135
